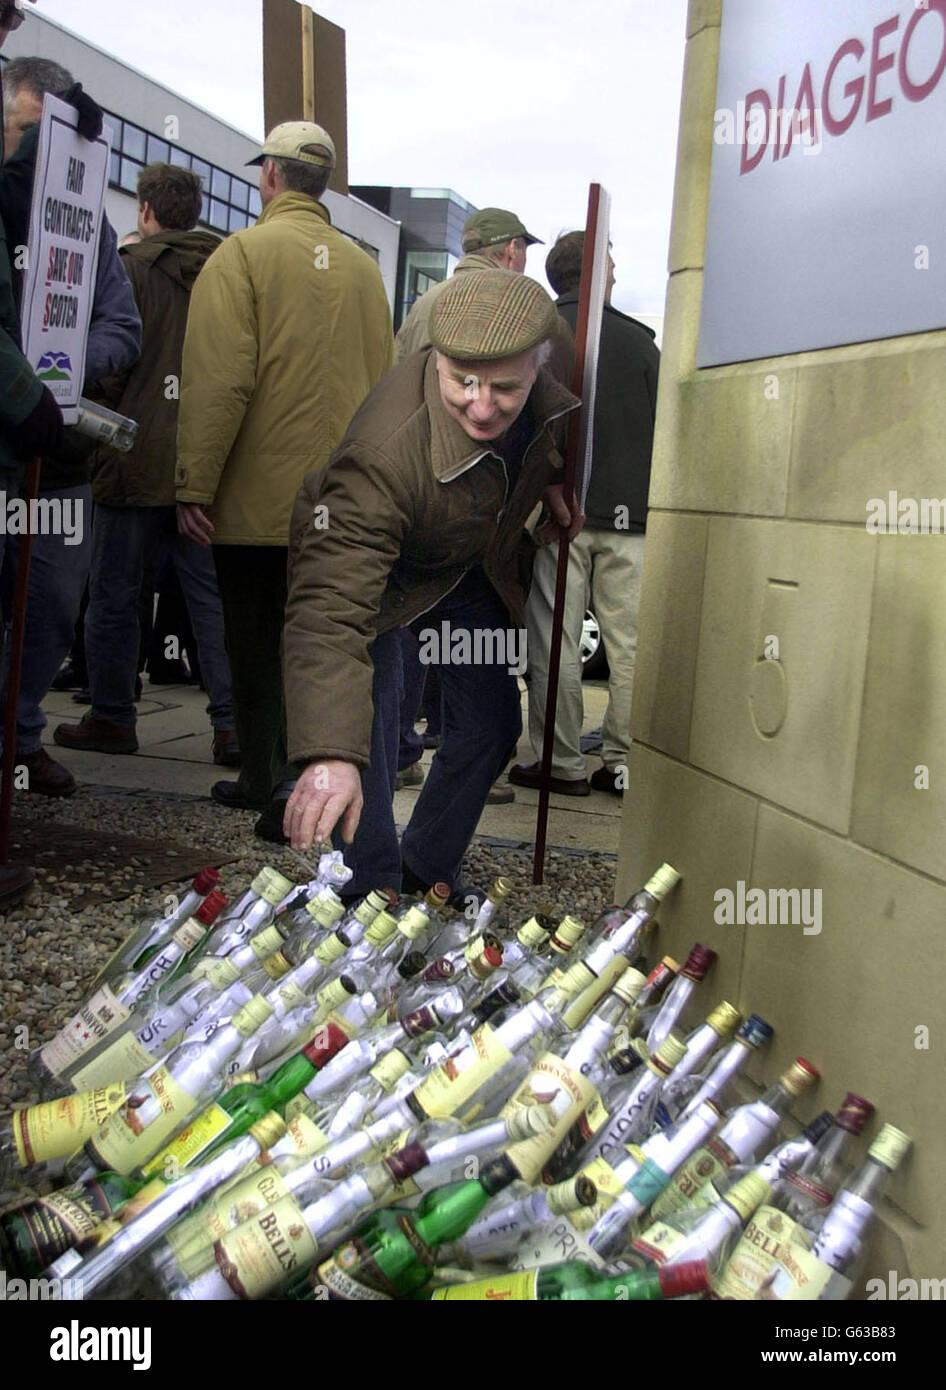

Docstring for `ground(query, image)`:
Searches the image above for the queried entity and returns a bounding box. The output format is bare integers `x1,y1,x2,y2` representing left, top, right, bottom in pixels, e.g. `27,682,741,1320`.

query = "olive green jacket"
175,190,394,544
284,349,580,768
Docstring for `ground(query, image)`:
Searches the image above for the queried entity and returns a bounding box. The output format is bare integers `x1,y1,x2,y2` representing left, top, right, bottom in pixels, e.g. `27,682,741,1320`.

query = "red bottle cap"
195,889,228,924
657,1258,711,1299
430,882,452,905
484,945,503,968
383,1141,429,1185
302,1022,350,1068
836,1093,874,1134
192,866,220,895
681,944,716,981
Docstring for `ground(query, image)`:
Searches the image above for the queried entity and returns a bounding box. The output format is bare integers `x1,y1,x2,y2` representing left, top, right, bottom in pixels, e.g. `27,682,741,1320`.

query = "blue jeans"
334,579,522,898
85,503,233,729
0,484,92,755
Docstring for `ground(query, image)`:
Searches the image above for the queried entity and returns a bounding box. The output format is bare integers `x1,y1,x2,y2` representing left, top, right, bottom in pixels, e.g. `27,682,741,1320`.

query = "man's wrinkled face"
436,347,539,443
3,85,42,158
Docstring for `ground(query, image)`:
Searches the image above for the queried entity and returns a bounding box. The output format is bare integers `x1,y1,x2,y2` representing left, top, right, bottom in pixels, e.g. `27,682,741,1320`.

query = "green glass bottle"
288,1155,522,1300
140,1023,350,1178
427,1257,711,1301
0,1170,142,1277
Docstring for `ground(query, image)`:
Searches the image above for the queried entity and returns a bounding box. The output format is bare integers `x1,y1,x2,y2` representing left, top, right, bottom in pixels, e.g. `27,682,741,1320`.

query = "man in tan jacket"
282,269,582,903
175,122,393,830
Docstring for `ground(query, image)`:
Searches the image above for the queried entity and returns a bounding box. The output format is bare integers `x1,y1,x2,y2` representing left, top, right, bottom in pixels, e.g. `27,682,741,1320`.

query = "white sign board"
698,0,946,366
21,94,109,424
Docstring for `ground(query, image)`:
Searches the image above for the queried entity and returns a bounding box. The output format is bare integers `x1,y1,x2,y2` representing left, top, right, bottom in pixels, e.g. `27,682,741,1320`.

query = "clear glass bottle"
635,943,717,1052
88,867,221,989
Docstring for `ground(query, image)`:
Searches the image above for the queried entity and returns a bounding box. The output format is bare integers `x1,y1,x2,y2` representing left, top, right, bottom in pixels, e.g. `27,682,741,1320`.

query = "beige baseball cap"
246,121,336,169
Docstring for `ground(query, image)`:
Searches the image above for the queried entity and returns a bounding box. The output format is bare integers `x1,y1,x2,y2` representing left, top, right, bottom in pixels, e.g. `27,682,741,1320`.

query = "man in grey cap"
395,207,541,361
174,121,393,838
281,268,582,903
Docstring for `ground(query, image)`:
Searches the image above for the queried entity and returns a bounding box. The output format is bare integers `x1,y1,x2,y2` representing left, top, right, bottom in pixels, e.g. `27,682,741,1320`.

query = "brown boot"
53,715,138,755
18,748,77,796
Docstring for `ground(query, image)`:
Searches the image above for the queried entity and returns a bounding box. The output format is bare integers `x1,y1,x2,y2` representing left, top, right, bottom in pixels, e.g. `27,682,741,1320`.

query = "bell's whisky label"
216,1193,318,1299
167,1164,291,1275
85,1067,199,1175
649,1135,739,1219
714,1204,799,1300
763,1246,853,1301
70,1029,159,1091
142,1102,233,1176
501,1053,598,1184
39,985,132,1075
432,1270,539,1299
13,1084,128,1167
412,1025,513,1119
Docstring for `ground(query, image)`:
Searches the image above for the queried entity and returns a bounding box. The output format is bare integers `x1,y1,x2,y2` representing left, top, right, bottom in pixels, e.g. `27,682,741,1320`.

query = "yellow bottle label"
397,906,429,940
562,954,630,1030
284,1112,330,1156
517,916,549,949
317,1257,392,1300
85,1067,199,1175
313,933,348,966
39,985,132,1076
193,956,241,990
13,1084,127,1167
501,1053,599,1184
249,925,284,960
714,1204,799,1300
582,1093,609,1135
261,952,291,981
368,1048,411,1093
166,1164,291,1274
216,1193,318,1299
650,1135,739,1219
172,918,207,952
432,1270,539,1300
412,1025,513,1119
142,1102,233,1177
70,1030,160,1091
232,995,274,1038
632,1219,691,1266
765,1245,853,1301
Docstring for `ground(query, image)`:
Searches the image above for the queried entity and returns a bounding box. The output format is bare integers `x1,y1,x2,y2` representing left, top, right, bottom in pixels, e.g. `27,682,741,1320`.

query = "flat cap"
430,269,558,362
462,207,542,253
246,121,336,168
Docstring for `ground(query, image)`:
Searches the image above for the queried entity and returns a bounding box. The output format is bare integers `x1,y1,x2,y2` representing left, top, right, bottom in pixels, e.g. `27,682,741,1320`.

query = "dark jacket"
556,293,659,532
284,349,580,768
92,228,220,506
0,104,42,488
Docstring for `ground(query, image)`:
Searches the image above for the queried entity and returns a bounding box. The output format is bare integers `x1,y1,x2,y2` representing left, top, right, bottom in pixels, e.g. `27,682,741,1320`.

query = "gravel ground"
0,785,618,1108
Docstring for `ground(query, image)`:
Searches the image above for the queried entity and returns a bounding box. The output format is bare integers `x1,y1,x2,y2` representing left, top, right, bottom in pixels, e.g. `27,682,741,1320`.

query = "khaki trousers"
525,528,646,779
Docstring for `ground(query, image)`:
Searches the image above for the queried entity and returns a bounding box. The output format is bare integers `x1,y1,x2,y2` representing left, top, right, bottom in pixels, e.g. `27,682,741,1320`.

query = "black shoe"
422,732,441,749
50,662,86,692
211,780,266,811
254,799,290,844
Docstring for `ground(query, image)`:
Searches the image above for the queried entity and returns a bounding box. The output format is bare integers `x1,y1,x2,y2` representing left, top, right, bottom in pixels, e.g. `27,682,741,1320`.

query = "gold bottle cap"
660,955,681,973
613,967,648,1005
425,882,451,908
259,869,295,905
550,915,585,952
247,1110,288,1151
489,876,513,903
545,1174,598,1215
779,1057,821,1097
650,1034,688,1074
869,1124,912,1171
643,863,682,901
723,1170,771,1223
707,1001,742,1037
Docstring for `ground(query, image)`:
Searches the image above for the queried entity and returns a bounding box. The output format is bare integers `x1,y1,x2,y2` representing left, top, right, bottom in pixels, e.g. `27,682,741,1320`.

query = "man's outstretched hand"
537,482,584,544
284,760,363,851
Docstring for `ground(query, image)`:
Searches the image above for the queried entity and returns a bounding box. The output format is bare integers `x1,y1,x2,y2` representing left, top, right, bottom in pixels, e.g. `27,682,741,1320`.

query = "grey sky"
31,0,689,316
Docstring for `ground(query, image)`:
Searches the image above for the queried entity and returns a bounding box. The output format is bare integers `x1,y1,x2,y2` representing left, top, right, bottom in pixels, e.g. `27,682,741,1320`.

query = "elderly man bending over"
282,269,582,904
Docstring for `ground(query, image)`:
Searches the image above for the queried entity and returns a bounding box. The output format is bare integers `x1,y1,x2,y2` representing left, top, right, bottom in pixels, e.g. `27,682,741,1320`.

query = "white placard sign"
698,0,946,366
21,94,110,424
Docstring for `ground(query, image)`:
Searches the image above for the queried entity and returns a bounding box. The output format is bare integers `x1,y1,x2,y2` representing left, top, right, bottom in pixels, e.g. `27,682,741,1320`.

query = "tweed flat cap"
429,269,558,361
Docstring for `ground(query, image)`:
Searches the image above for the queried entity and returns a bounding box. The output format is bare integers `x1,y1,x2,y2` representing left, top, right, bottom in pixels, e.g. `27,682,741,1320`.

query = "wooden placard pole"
0,455,41,866
532,183,611,884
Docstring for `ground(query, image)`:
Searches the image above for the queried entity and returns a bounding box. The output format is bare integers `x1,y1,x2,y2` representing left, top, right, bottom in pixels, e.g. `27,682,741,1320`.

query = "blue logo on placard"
36,350,72,382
